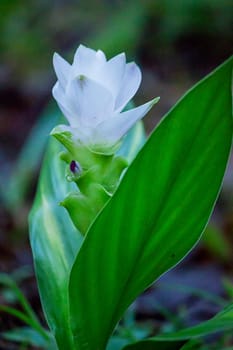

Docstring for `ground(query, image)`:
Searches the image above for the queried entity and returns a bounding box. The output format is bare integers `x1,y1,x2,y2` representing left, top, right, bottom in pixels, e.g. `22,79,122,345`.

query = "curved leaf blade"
123,340,186,350
69,58,233,350
123,303,233,349
29,138,82,349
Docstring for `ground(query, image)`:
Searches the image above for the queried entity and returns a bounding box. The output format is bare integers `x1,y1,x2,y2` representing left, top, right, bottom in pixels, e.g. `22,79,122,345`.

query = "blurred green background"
0,0,232,347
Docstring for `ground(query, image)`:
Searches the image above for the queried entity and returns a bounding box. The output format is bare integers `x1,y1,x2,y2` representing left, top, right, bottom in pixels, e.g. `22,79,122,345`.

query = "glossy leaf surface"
69,58,233,350
29,138,81,349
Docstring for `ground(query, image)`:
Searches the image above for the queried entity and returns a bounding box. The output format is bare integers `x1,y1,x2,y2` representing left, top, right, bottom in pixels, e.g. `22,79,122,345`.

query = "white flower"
52,44,159,152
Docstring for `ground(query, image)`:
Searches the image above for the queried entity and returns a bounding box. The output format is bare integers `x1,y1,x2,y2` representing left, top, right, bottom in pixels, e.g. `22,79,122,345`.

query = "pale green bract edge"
29,138,82,349
68,57,233,350
29,121,146,349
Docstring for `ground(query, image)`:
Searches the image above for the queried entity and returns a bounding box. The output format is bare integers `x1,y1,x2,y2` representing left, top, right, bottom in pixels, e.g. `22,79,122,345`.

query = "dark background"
0,1,232,348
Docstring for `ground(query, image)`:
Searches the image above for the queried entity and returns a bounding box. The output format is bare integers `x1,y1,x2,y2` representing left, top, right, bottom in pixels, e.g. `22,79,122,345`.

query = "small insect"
70,160,82,175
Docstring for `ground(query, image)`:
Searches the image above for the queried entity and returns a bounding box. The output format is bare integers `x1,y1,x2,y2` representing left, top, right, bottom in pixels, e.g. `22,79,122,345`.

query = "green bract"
51,127,128,234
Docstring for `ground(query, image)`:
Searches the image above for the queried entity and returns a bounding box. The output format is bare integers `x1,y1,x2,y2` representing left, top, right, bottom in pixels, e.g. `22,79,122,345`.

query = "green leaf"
2,327,56,349
106,336,129,350
69,57,233,350
122,340,186,350
29,122,145,348
0,273,49,340
152,303,233,341
122,303,233,349
29,138,82,349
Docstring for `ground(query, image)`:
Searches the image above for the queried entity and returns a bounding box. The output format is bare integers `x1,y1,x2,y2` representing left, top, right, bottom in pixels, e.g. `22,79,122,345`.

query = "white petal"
53,53,71,88
96,49,106,62
98,97,160,144
66,76,114,126
74,44,97,64
72,44,106,82
101,53,126,98
52,82,80,126
115,62,142,111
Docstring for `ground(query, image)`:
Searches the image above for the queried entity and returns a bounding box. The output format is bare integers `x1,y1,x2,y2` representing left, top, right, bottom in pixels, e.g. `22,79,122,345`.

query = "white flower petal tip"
97,97,160,145
53,52,71,88
52,44,160,152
